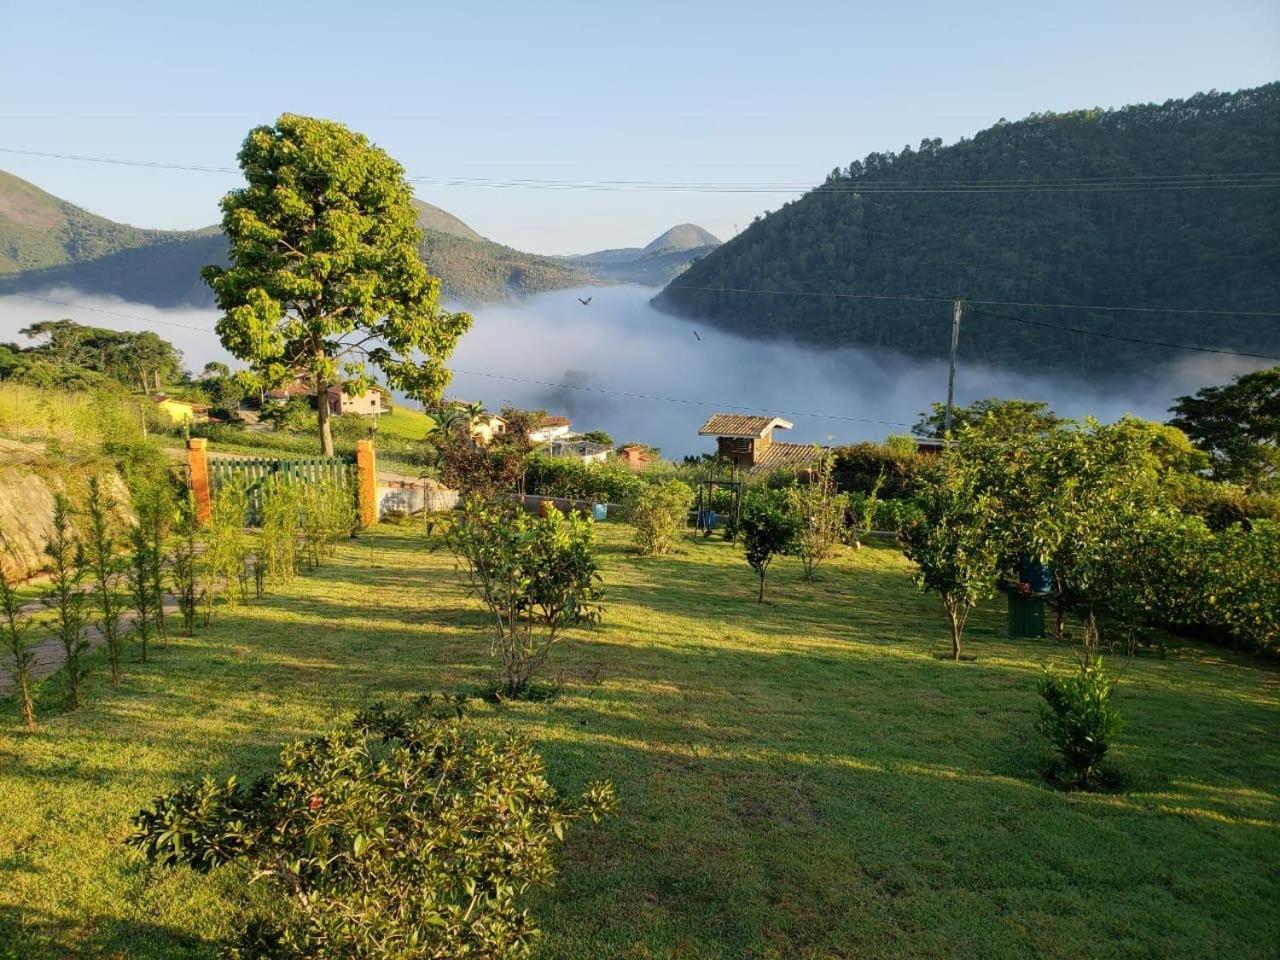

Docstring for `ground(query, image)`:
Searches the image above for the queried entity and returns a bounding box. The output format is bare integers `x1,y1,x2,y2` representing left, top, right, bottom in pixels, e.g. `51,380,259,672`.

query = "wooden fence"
187,438,377,527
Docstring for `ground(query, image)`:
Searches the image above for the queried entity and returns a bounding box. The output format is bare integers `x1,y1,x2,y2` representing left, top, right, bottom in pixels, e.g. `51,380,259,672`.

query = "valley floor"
0,521,1277,959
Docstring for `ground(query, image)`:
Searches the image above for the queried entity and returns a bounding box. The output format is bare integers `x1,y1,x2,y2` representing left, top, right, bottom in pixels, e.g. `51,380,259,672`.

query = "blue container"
592,503,608,522
1017,555,1052,593
699,509,718,529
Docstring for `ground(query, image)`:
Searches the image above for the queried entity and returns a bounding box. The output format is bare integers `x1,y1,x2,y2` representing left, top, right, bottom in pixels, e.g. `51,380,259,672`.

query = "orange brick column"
356,439,378,528
186,438,212,524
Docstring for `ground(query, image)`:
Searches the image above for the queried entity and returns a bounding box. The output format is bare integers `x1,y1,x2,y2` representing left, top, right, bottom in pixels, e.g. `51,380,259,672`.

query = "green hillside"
653,84,1280,375
0,175,592,305
0,170,192,274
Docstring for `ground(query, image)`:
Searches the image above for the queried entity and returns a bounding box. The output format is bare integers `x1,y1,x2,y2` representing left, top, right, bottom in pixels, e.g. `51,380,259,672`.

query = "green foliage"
740,489,800,603
1037,654,1124,788
524,452,645,504
83,475,127,684
300,479,356,570
581,430,614,446
656,85,1280,375
205,481,251,612
785,455,848,580
1201,520,1280,653
258,477,303,587
915,398,1064,440
448,499,603,697
0,563,37,730
127,701,616,960
1170,365,1280,492
169,496,201,637
126,505,159,664
900,455,1000,659
203,114,472,454
438,406,537,497
41,493,90,707
628,479,694,556
16,319,184,392
831,441,924,499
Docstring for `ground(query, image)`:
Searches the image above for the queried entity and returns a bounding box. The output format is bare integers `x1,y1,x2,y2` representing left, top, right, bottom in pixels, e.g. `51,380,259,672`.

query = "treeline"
654,84,1280,375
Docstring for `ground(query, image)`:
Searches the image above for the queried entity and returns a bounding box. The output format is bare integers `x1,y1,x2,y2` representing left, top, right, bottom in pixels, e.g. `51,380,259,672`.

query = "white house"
545,438,611,465
528,415,572,443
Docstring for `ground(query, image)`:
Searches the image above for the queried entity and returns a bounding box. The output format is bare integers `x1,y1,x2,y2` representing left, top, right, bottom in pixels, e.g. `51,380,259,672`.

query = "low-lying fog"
1,285,1261,458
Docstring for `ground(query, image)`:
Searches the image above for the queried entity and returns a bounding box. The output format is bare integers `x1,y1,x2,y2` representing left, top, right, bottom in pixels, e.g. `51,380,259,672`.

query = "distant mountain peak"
642,223,721,256
411,198,485,243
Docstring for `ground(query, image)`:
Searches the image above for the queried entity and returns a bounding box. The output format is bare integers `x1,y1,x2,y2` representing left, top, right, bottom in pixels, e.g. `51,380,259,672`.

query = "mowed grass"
1,521,1277,959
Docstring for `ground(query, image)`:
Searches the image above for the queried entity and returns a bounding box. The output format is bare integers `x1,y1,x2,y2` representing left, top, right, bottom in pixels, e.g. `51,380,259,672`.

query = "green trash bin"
1007,592,1046,638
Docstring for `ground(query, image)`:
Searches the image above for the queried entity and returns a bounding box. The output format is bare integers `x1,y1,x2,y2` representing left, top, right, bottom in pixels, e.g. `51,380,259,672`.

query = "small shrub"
449,499,602,698
125,522,157,664
1,564,37,730
1036,653,1123,789
300,477,356,570
169,496,201,636
83,475,127,683
127,701,616,960
786,454,847,579
42,493,90,707
205,480,251,609
628,479,694,556
740,489,800,603
259,476,303,586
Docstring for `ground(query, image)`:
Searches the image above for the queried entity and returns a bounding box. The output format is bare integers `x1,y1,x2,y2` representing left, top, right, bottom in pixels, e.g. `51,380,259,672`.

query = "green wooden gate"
208,454,357,524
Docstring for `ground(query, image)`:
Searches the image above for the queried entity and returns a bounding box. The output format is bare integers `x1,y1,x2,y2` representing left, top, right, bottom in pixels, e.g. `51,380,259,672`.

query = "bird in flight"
578,296,592,306
693,330,703,341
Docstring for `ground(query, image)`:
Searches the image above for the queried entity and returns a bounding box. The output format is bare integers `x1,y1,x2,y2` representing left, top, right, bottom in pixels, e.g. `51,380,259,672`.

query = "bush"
1037,654,1123,788
785,455,847,579
524,453,645,504
740,489,800,603
628,479,694,556
128,700,616,960
449,499,603,697
831,441,925,498
1204,520,1280,653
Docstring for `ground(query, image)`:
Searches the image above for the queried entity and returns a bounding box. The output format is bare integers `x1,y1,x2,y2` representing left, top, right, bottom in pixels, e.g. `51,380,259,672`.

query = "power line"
969,309,1280,362
0,291,915,427
663,282,1280,319
3,146,1279,194
4,292,220,333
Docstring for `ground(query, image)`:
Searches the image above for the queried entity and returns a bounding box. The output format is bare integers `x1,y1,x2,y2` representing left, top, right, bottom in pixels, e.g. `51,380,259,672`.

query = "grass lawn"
1,520,1277,959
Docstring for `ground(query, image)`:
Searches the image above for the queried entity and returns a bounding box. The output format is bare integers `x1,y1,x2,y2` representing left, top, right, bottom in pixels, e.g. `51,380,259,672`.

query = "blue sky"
3,0,1277,253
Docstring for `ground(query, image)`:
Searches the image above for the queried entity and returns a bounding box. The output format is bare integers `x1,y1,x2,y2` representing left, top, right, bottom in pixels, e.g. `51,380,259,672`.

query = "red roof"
541,415,571,427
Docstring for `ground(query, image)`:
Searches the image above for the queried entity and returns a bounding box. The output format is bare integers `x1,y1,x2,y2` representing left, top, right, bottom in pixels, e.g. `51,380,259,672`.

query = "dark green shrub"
831,441,925,499
127,701,616,960
169,496,201,636
1036,654,1123,788
628,479,694,556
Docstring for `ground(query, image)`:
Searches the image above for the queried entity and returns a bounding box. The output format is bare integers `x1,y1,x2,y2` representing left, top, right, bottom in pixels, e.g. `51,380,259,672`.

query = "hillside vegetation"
0,177,592,304
654,84,1280,375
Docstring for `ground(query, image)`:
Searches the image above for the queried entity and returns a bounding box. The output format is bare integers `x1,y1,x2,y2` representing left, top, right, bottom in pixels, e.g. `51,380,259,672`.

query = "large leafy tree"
203,114,471,455
1169,366,1280,492
914,398,1063,440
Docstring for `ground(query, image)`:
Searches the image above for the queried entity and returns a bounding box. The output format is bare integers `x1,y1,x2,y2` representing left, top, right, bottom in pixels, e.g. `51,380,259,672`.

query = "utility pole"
943,299,963,436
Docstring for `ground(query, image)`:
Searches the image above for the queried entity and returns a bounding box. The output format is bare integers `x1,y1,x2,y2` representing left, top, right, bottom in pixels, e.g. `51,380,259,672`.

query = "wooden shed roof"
697,413,794,439
746,441,823,475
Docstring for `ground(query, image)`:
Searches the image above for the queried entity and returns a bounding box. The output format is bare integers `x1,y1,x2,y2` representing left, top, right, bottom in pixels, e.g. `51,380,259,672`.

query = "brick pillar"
356,439,378,528
187,437,212,525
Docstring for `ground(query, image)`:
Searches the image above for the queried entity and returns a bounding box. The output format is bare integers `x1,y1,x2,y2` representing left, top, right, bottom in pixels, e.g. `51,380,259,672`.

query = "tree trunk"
19,678,34,732
758,573,766,603
945,597,962,660
315,373,334,456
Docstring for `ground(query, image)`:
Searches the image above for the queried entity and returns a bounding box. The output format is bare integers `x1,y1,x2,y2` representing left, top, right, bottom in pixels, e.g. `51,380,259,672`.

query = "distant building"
325,383,391,417
468,413,508,445
529,415,572,443
617,444,657,470
697,413,821,475
265,378,391,417
914,437,946,455
545,437,611,465
152,394,211,424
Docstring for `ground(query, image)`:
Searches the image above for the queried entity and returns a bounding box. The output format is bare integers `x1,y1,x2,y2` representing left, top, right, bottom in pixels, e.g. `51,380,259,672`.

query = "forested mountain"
0,175,591,305
563,223,721,285
0,170,199,274
653,85,1280,375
